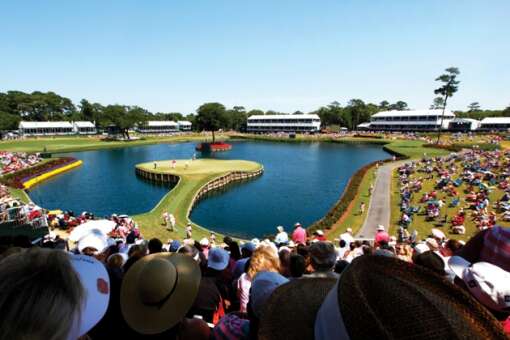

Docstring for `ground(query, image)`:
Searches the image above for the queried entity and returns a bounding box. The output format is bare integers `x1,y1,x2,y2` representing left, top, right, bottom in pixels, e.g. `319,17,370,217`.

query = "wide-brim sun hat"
207,247,230,271
68,254,110,338
120,253,201,334
314,255,507,339
258,277,337,340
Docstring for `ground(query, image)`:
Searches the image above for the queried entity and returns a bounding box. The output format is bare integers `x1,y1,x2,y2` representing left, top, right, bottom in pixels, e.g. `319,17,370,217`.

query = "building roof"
177,121,192,126
371,109,455,118
480,117,510,124
19,121,74,129
144,121,179,127
450,118,480,123
248,114,320,120
74,121,96,128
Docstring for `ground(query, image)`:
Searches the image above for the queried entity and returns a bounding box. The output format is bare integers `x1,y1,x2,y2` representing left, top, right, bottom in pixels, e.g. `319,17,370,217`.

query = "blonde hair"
247,244,280,279
0,248,84,340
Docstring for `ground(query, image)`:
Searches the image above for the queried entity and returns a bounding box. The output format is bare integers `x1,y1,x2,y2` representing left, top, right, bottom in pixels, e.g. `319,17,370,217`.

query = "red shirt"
375,231,390,246
292,227,307,245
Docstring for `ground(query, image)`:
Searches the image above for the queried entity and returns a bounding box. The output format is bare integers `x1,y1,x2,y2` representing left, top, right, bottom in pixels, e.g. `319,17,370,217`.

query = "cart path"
355,161,404,239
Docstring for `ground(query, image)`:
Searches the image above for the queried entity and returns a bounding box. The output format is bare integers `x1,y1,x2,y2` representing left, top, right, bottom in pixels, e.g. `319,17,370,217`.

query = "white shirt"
339,232,354,246
275,231,289,244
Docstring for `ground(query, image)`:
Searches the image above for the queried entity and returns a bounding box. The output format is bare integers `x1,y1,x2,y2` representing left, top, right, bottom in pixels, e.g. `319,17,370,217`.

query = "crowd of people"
0,151,42,175
0,214,508,339
397,148,510,237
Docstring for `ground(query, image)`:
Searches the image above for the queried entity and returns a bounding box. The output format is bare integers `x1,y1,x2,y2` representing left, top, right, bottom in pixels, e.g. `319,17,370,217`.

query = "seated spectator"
374,225,390,247
274,226,289,246
237,244,280,313
306,241,338,278
289,254,306,279
120,252,206,339
258,277,337,340
148,238,163,254
0,248,110,340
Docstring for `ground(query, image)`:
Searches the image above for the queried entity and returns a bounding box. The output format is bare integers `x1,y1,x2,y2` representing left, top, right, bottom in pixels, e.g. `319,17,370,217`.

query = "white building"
177,121,192,131
479,117,510,131
19,121,75,136
73,121,97,135
137,121,179,134
247,114,321,133
448,118,480,132
369,109,455,131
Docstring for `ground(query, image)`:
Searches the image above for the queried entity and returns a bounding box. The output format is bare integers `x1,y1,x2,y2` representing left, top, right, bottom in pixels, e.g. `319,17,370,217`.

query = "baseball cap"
377,225,385,231
449,256,510,312
250,271,289,318
207,247,230,271
69,254,110,338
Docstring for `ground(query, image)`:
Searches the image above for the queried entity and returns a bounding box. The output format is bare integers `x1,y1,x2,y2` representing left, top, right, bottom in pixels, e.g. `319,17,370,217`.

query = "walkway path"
355,161,404,239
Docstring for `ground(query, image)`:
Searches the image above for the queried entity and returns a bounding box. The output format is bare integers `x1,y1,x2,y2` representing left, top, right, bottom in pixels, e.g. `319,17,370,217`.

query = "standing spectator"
168,213,176,231
292,222,307,245
185,223,193,239
374,225,390,247
274,226,289,246
340,228,354,246
360,202,366,215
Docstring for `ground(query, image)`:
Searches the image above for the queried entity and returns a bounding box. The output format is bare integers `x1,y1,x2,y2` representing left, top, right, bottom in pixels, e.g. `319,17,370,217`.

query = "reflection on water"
29,141,388,238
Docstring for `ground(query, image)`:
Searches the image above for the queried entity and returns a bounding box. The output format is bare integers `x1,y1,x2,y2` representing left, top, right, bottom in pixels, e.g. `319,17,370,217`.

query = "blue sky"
1,0,509,113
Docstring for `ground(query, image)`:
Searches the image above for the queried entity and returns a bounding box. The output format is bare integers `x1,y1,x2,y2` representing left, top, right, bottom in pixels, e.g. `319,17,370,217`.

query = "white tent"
69,219,116,242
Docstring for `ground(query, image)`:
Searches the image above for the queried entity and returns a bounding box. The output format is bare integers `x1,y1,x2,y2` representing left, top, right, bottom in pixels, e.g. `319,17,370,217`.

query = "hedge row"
0,157,78,189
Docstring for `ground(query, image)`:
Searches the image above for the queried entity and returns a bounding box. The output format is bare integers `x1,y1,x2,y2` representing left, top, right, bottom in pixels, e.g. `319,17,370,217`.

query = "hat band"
143,270,179,309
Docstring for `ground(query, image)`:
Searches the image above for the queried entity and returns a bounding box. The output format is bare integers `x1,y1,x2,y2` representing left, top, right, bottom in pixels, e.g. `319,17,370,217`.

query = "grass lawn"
133,159,262,241
326,166,377,240
0,134,227,153
389,157,510,242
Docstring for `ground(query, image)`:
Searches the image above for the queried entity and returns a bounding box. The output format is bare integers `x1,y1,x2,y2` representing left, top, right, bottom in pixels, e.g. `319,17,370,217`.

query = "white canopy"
69,219,116,242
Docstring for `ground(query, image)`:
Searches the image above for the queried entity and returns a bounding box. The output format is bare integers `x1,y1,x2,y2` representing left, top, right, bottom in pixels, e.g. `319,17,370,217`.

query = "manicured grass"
133,159,262,241
8,187,32,204
326,166,377,240
0,134,228,153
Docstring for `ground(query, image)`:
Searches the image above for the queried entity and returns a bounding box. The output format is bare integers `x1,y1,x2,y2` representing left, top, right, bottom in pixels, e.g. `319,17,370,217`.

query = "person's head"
128,244,145,258
339,239,346,248
278,248,291,277
148,238,163,254
241,242,255,258
290,254,306,278
207,247,230,272
248,244,280,279
229,240,241,261
414,251,446,276
107,253,126,269
443,239,464,257
334,260,349,274
309,242,337,272
177,245,200,262
0,248,109,340
120,253,201,335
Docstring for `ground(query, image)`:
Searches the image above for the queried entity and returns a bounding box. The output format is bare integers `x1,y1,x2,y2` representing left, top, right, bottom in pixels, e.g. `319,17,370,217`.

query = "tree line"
0,89,508,132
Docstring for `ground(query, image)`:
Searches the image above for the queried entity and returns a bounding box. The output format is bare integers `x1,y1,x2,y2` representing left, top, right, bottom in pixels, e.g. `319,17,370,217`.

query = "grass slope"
133,159,262,241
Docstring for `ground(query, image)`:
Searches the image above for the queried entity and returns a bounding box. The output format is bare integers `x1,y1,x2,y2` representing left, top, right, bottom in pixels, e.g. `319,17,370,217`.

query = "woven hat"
120,253,201,334
258,277,336,340
314,255,507,339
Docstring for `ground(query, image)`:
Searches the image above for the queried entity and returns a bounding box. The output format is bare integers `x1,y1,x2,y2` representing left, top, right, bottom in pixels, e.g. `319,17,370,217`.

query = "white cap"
346,228,353,234
199,237,210,247
277,226,284,232
414,243,430,255
316,230,324,236
431,228,446,240
77,229,108,253
69,254,110,338
377,225,385,231
449,256,510,312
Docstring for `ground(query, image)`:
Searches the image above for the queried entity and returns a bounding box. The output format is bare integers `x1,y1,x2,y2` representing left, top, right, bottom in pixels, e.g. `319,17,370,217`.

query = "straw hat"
314,255,507,339
258,277,336,340
120,253,201,334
